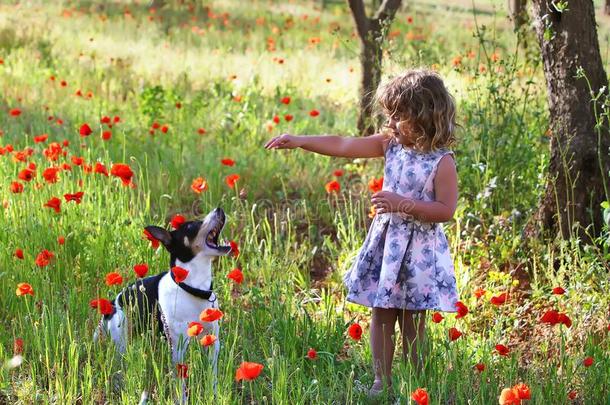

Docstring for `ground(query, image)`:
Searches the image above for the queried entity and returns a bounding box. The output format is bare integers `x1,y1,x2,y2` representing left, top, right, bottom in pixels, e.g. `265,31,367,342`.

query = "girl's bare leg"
398,310,427,373
370,307,399,392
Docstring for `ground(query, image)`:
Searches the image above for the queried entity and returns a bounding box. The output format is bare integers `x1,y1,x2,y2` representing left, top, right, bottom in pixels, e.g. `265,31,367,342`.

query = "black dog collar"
169,270,215,301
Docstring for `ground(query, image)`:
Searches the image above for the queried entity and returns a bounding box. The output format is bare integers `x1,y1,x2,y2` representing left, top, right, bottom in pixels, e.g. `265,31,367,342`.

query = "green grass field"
1,0,609,403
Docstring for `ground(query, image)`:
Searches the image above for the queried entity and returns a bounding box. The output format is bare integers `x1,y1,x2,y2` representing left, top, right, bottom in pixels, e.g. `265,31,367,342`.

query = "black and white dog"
95,207,231,397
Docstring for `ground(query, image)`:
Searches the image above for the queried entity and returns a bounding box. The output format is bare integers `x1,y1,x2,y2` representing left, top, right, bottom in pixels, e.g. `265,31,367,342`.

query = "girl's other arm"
371,155,458,222
264,134,387,158
404,155,458,222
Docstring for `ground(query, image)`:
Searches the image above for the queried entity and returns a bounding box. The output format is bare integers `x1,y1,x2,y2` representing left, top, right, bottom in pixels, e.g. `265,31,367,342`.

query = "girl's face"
386,115,417,148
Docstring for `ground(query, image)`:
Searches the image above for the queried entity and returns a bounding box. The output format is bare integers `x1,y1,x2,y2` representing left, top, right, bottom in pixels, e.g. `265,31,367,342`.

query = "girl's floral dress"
344,138,459,312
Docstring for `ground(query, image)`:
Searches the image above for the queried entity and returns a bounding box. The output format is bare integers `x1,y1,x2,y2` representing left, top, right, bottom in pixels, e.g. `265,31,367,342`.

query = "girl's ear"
145,226,172,247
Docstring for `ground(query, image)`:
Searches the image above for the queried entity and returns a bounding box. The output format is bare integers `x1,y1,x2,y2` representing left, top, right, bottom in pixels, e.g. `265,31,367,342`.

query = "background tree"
606,0,610,15
508,0,527,30
348,0,402,135
528,0,610,243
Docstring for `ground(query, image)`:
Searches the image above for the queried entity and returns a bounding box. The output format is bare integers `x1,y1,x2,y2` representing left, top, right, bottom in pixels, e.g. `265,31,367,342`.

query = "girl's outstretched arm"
264,133,387,158
371,155,458,222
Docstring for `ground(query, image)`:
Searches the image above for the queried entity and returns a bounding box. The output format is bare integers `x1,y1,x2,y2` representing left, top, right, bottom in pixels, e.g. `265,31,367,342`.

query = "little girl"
265,69,459,395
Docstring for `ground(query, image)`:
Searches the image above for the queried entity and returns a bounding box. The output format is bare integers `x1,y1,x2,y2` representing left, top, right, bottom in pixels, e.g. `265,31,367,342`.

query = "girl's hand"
265,134,304,150
371,191,414,215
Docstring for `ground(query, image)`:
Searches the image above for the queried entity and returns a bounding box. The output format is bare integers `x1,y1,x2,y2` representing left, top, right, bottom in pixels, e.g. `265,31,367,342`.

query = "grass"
1,0,609,403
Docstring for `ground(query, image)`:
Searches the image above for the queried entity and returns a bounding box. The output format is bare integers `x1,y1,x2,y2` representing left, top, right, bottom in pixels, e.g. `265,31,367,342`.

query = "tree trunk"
527,0,610,243
508,0,527,30
348,0,402,136
149,0,165,9
605,0,610,15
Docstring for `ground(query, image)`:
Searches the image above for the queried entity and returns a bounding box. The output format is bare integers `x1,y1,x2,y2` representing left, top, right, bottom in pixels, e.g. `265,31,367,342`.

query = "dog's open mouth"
205,219,231,252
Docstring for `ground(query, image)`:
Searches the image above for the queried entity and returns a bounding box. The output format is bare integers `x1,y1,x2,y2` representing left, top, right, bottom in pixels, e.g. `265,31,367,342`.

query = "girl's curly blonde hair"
375,68,457,151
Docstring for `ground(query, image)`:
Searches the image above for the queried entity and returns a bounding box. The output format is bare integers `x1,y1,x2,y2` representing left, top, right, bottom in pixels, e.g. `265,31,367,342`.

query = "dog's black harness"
169,270,215,301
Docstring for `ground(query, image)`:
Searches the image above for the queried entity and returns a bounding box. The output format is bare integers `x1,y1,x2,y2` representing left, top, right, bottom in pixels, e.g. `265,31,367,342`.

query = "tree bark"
527,0,610,243
149,0,165,9
348,0,402,135
508,0,527,30
605,0,610,15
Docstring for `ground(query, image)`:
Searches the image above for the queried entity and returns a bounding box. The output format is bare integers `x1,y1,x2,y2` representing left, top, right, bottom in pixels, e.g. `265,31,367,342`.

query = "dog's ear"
145,226,172,247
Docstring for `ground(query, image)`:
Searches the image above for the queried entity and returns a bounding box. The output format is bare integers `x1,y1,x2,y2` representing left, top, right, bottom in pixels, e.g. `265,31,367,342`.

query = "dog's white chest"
158,274,218,338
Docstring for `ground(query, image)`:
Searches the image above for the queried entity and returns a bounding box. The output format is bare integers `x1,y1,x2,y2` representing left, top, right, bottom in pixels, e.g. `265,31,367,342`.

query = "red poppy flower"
495,344,510,356
368,177,383,193
221,158,235,166
499,388,520,405
42,167,60,183
110,163,134,186
113,116,120,123
197,128,206,135
134,263,149,278
448,327,462,341
10,108,22,117
490,292,508,306
552,286,565,295
568,390,577,400
143,229,160,249
474,363,485,372
10,181,24,193
431,312,444,323
513,383,531,400
89,298,114,315
191,177,208,193
176,363,188,378
101,116,111,124
79,123,93,137
227,268,244,284
309,109,320,117
199,308,224,322
583,356,594,367
187,321,203,337
455,301,468,318
411,388,429,405
16,282,34,296
14,338,23,355
348,323,362,340
306,348,317,359
14,248,24,259
280,96,291,104
474,288,486,299
44,197,62,213
34,134,49,143
225,174,240,189
325,180,340,193
333,169,344,177
229,240,239,257
161,125,169,133
200,334,217,347
71,156,84,166
284,114,293,122
18,168,35,182
102,131,112,140
170,214,186,229
235,362,264,381
172,266,189,283
64,191,84,204
57,236,65,245
94,162,109,176
105,272,123,286
35,249,54,267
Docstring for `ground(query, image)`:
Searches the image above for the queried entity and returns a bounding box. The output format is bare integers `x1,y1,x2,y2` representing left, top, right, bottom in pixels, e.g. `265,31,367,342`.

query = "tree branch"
373,0,402,22
347,0,370,40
